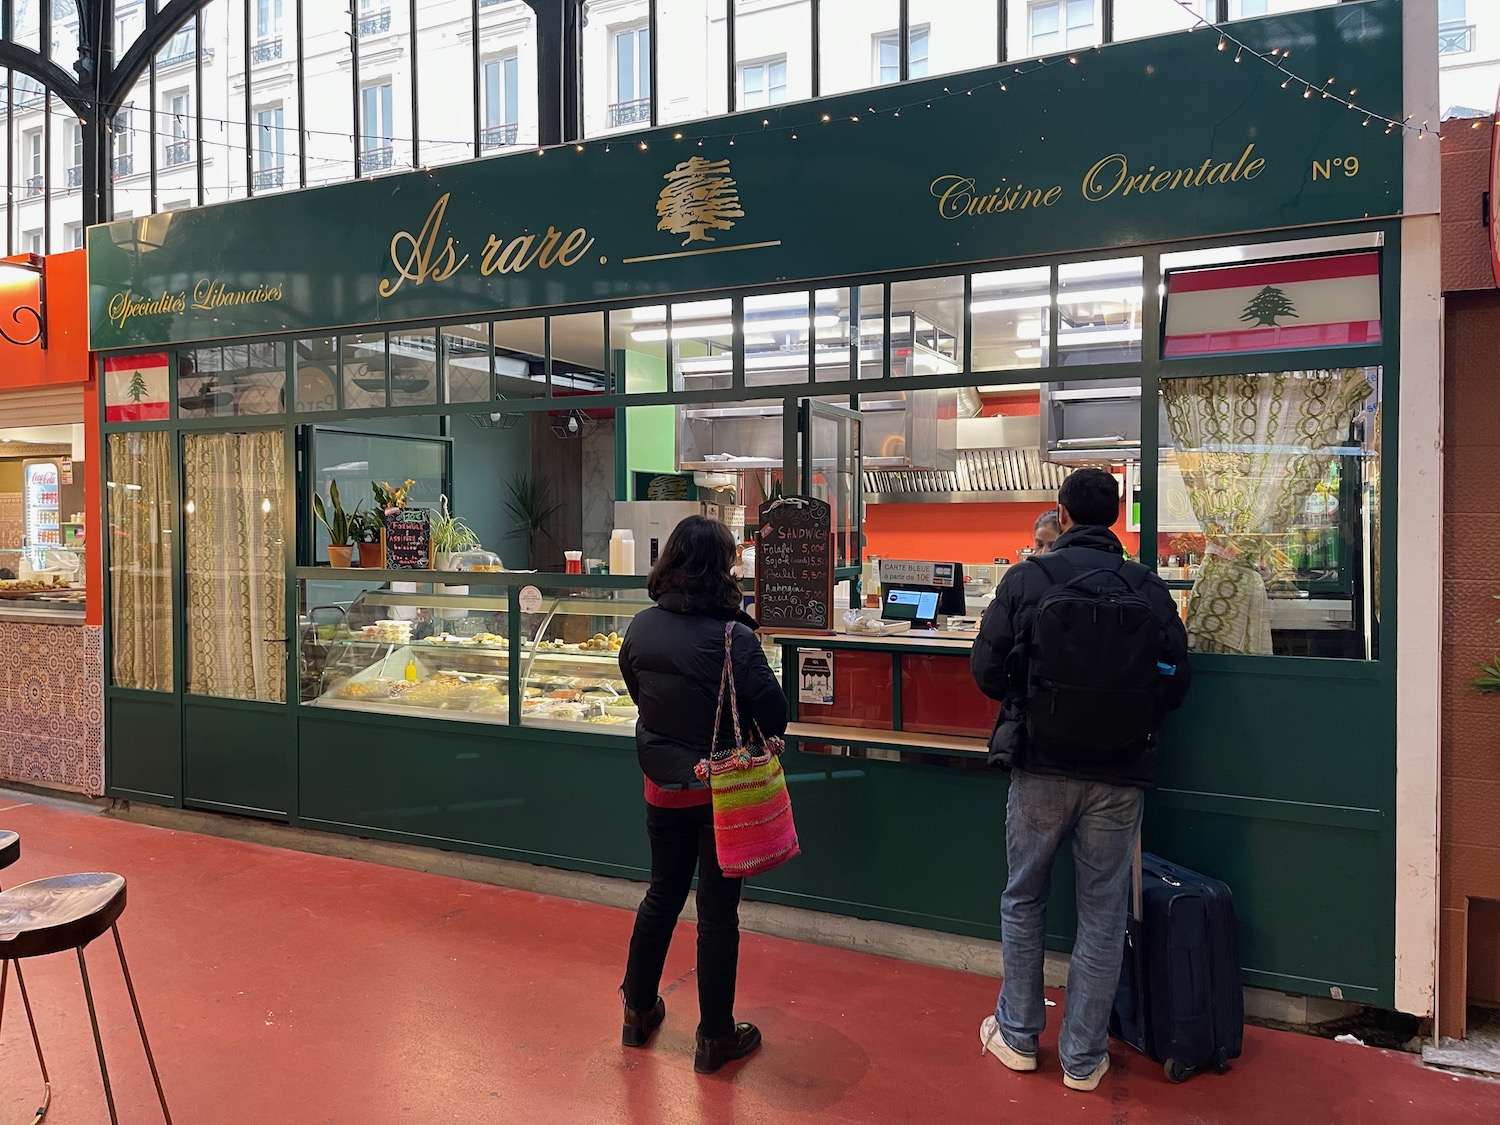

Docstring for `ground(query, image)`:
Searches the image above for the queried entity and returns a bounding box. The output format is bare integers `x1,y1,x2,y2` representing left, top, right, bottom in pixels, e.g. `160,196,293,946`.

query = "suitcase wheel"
1214,1060,1231,1076
1164,1059,1192,1084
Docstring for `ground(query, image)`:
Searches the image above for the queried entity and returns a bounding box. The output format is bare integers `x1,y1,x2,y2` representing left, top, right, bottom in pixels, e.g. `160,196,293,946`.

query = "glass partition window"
342,332,389,410
107,432,175,692
551,312,609,397
1154,368,1380,661
389,330,439,408
442,324,493,404
972,266,1050,373
1013,0,1103,59
584,4,653,134
1057,257,1143,367
294,337,339,413
890,276,964,377
735,0,811,107
661,298,735,391
909,0,996,77
179,343,287,417
184,432,287,701
491,317,547,400
819,0,899,94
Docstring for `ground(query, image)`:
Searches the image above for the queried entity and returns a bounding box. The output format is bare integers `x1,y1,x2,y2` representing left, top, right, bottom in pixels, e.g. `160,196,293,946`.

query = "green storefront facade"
89,1,1436,1012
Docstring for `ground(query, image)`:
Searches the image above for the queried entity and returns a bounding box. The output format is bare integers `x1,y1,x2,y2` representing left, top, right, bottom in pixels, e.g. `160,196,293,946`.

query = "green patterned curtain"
108,432,174,691
183,432,286,702
1162,369,1374,656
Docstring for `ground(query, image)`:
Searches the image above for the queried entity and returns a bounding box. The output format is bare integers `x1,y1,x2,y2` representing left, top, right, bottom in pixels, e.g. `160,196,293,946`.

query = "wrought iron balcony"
481,123,519,150
608,98,651,128
252,38,284,64
113,153,135,178
1439,24,1475,55
359,145,394,173
358,9,392,38
24,175,43,198
165,141,193,167
253,167,285,190
65,165,83,188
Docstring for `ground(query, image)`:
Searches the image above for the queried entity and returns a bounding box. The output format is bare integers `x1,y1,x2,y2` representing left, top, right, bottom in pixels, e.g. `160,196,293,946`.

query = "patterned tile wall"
0,494,23,558
0,623,104,796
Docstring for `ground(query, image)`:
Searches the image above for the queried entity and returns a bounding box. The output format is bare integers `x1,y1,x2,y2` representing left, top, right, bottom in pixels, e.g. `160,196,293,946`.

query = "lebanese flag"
104,353,171,422
1163,252,1380,358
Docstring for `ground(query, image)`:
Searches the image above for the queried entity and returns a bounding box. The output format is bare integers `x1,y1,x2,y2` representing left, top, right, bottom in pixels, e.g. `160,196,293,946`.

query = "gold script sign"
106,279,284,329
377,194,596,297
931,143,1269,220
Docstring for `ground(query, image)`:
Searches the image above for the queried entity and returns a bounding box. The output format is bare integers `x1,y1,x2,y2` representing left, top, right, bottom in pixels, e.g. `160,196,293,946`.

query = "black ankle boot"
694,1022,762,1074
622,996,665,1047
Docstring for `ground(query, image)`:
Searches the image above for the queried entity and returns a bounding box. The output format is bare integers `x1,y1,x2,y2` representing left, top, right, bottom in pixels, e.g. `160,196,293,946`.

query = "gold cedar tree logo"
656,157,746,246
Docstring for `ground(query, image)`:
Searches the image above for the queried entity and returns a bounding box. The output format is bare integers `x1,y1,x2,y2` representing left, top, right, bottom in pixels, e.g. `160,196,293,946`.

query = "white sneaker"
1062,1054,1110,1092
979,1016,1038,1072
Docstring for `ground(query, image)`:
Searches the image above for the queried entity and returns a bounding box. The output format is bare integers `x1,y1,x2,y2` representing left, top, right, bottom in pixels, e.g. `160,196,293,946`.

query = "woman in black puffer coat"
616,515,787,1074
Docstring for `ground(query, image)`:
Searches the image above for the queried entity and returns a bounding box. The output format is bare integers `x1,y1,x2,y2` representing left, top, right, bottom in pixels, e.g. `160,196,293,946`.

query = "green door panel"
183,698,295,819
106,692,182,806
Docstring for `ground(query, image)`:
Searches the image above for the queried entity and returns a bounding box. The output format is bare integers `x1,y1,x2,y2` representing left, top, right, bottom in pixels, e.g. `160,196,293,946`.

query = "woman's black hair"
646,515,742,613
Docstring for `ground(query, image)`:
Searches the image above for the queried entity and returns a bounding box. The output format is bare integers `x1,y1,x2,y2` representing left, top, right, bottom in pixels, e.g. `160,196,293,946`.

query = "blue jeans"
996,768,1143,1078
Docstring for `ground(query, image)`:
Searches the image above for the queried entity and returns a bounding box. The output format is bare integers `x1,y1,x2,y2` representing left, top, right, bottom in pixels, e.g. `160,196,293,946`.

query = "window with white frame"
1029,0,1096,55
257,0,283,39
613,25,651,123
875,26,930,86
23,130,42,191
360,82,394,170
1228,0,1269,17
64,222,83,250
113,107,134,176
740,57,788,109
255,106,285,187
165,90,192,166
23,230,43,255
68,121,83,185
483,55,520,148
1438,0,1472,55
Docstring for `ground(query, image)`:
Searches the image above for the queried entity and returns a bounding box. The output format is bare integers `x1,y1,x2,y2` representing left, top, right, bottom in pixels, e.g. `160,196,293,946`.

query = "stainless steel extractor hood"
864,415,1064,503
1040,380,1167,463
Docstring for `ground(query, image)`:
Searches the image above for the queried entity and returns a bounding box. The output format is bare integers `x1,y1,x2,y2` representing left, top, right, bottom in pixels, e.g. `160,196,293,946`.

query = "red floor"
0,797,1495,1125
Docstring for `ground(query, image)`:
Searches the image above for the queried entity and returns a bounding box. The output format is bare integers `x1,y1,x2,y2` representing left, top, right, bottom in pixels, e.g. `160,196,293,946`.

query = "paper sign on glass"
798,649,833,706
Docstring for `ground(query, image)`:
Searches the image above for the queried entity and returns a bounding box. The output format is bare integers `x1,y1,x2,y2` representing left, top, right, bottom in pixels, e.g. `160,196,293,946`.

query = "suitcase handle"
1132,835,1143,921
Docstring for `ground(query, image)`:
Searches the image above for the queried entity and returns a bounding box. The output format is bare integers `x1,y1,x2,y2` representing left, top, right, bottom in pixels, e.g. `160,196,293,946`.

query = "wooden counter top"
786,721,988,756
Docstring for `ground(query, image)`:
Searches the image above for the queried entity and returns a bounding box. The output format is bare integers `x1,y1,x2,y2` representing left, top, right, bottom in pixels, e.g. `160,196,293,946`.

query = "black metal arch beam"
0,42,87,116
104,0,214,106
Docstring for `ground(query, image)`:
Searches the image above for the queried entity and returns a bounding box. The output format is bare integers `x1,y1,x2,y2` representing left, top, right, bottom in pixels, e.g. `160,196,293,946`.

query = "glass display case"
0,546,87,614
299,581,647,733
298,576,784,736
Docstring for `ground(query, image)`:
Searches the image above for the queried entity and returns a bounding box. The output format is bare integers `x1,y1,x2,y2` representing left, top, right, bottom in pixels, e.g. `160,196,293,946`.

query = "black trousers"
621,802,743,1039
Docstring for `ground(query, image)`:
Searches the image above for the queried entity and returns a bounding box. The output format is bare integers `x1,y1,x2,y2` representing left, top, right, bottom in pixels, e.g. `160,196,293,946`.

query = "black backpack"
1014,553,1170,768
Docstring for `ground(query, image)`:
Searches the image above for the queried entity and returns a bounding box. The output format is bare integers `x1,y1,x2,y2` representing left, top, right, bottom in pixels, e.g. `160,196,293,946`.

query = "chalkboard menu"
755,495,834,633
384,507,432,570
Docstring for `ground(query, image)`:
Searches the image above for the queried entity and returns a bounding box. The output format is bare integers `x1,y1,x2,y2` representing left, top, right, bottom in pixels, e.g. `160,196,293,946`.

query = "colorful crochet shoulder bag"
694,622,800,878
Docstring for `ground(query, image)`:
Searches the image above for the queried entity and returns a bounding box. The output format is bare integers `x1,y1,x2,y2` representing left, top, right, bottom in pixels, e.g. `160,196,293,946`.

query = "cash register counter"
772,631,997,761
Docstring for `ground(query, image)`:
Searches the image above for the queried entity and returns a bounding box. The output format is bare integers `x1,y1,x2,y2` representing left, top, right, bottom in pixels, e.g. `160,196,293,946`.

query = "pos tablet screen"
883,588,940,625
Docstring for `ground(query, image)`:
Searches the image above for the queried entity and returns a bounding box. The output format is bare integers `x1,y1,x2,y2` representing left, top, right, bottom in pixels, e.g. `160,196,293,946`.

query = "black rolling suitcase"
1110,848,1243,1082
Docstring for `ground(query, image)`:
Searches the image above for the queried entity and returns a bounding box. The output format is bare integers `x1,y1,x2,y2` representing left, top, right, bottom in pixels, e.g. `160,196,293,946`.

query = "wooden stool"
0,873,172,1125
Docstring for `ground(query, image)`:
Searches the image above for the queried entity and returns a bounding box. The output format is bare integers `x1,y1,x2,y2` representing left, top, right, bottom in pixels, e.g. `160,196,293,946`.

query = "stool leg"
1,960,51,1124
77,947,120,1125
111,924,174,1125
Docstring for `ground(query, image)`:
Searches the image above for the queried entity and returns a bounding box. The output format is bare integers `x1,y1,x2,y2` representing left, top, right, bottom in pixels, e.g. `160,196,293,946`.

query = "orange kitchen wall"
865,501,1140,564
0,250,99,624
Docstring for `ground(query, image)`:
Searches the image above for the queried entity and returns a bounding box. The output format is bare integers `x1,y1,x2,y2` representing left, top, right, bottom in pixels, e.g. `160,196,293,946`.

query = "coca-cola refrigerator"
22,459,61,564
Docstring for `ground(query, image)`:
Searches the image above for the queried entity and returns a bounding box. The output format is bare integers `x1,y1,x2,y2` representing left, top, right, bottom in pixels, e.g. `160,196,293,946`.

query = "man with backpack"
970,467,1191,1092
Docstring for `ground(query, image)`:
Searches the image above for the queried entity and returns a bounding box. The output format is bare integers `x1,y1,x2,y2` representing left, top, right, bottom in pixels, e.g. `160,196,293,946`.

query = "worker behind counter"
1033,510,1061,555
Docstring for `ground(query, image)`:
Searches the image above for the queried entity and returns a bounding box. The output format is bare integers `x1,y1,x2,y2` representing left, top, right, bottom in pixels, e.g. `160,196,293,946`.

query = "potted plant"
350,509,384,568
313,480,360,568
430,495,480,571
372,478,416,518
504,472,563,569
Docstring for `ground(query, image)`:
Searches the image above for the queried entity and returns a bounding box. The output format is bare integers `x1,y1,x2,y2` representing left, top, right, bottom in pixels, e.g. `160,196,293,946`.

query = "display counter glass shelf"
298,575,647,735
0,547,87,615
